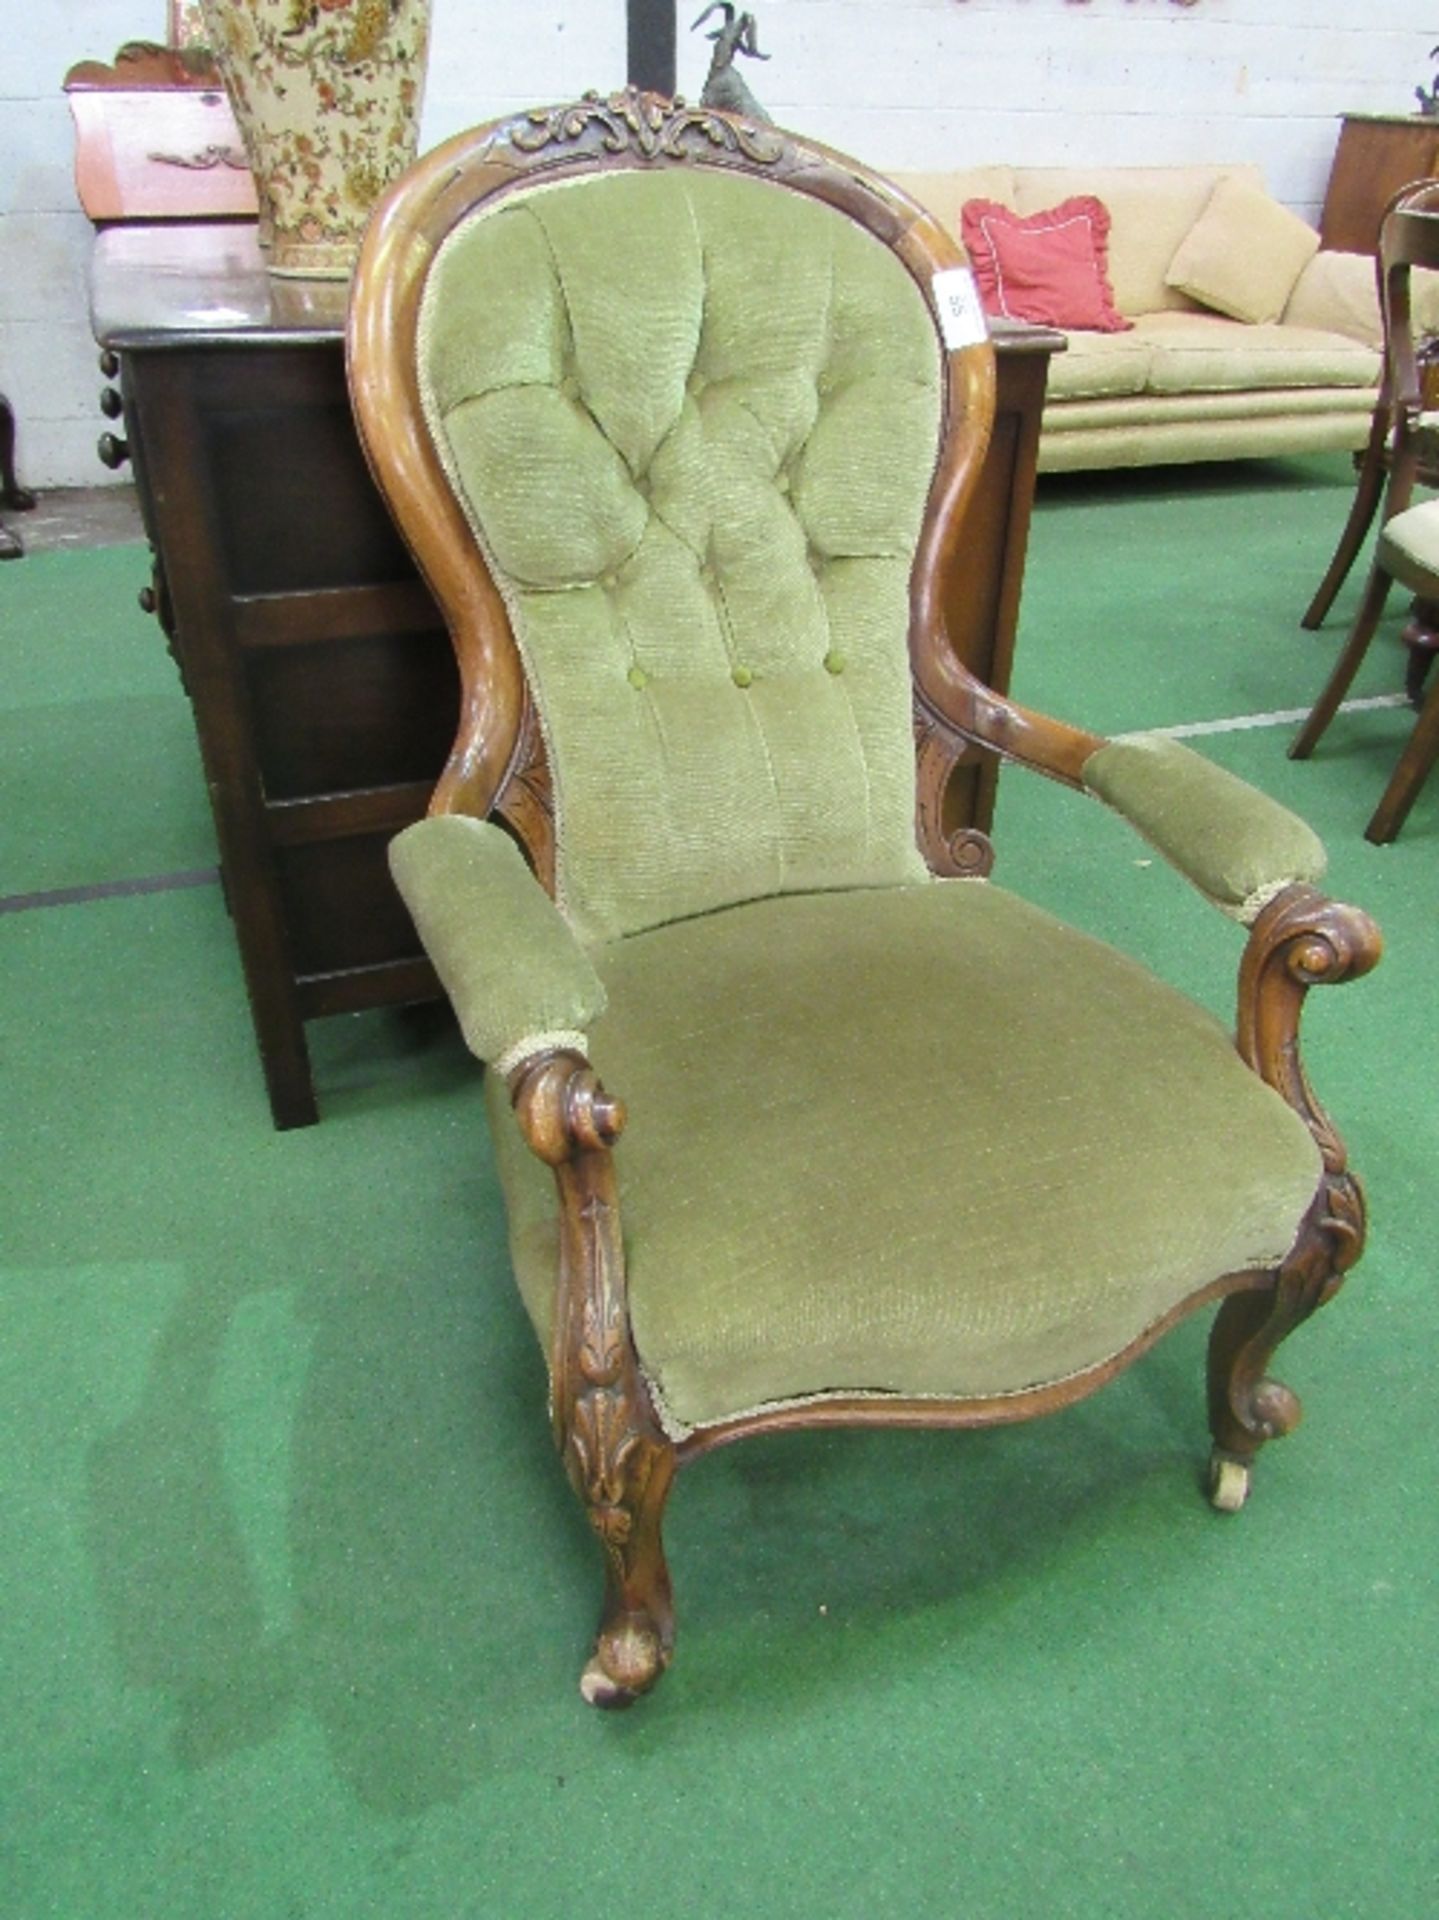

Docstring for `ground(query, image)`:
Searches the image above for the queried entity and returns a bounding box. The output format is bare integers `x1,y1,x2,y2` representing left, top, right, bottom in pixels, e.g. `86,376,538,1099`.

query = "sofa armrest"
390,813,605,1071
1282,250,1382,348
1081,732,1327,923
1286,248,1439,352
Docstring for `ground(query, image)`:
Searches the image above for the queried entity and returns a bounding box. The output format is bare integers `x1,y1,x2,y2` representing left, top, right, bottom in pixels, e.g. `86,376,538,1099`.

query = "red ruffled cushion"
960,196,1132,332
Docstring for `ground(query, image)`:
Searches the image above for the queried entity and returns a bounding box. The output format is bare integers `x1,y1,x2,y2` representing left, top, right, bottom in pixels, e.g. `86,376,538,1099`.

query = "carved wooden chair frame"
1293,179,1439,838
1302,175,1439,636
349,89,1380,1706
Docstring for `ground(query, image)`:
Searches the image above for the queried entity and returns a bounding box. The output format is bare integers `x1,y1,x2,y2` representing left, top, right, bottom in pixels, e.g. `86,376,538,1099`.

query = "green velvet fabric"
390,815,604,1067
1082,731,1326,918
418,169,940,944
485,881,1322,1433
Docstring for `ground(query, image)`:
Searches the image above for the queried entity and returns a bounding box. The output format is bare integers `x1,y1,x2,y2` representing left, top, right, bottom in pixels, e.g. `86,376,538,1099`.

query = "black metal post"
627,0,676,95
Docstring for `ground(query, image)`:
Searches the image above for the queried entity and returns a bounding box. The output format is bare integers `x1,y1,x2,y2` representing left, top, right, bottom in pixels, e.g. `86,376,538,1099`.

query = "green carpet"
2,456,1435,1917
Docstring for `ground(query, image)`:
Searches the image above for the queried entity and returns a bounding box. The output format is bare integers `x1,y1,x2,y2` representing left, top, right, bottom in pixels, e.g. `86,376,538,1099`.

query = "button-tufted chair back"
416,167,944,942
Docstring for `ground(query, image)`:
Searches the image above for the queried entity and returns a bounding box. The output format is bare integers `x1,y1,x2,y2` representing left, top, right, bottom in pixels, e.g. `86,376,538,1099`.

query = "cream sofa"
887,164,1390,473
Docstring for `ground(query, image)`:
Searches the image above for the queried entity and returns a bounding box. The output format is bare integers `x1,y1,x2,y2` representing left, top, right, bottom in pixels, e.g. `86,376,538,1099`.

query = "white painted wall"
1,0,1432,487
676,0,1434,220
2,3,155,490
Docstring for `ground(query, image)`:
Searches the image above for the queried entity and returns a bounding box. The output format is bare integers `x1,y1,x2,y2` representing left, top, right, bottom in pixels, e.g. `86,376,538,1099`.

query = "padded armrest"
390,814,605,1072
1281,248,1381,348
1284,250,1439,351
1081,732,1326,924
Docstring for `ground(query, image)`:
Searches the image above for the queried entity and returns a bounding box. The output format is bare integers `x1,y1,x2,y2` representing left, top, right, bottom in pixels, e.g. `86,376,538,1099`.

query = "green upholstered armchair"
348,90,1381,1707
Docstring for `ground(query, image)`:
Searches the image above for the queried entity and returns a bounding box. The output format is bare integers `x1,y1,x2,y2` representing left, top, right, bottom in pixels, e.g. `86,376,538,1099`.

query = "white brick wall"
688,0,1435,220
1,0,1432,487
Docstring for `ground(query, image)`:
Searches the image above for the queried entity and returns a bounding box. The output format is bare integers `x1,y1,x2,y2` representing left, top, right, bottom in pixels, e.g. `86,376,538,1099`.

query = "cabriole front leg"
1206,1173,1365,1510
512,1049,678,1707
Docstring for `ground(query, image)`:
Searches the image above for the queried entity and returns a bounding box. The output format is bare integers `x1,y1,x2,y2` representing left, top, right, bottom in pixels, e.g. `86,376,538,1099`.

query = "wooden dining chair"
1292,182,1439,839
1300,178,1439,636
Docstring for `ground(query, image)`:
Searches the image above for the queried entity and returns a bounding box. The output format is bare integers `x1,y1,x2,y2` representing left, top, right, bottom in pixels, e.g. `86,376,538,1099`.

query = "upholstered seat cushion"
1379,497,1439,592
1137,313,1379,394
1046,314,1378,406
1041,329,1153,401
487,881,1322,1435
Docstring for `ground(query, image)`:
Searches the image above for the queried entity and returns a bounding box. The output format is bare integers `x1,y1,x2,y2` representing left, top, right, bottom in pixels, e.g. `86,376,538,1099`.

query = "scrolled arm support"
1207,886,1382,1465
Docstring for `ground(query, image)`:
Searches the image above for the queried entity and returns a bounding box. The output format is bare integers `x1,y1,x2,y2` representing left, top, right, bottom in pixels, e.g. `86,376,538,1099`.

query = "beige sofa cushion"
1165,176,1320,324
1014,165,1264,316
1135,312,1380,393
1044,330,1153,401
885,167,1016,237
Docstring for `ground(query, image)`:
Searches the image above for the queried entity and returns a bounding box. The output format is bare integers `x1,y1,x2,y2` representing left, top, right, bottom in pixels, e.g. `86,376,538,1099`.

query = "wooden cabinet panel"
1320,115,1439,256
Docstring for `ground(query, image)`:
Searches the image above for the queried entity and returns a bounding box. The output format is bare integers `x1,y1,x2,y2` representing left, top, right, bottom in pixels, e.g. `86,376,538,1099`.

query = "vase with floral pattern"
198,0,431,278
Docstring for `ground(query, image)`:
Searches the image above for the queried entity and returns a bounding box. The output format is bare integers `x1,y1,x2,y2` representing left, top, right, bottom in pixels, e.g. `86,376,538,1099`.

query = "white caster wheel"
1208,1450,1251,1513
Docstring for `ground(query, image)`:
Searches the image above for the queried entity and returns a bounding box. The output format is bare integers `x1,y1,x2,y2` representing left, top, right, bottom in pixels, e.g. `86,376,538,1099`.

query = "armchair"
348,91,1381,1707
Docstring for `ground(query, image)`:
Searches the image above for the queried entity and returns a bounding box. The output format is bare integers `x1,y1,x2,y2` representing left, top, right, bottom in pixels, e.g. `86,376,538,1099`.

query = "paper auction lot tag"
932,268,988,349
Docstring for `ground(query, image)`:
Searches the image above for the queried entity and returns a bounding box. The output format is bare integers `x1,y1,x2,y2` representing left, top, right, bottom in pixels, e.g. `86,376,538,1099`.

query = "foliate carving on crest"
510,87,787,166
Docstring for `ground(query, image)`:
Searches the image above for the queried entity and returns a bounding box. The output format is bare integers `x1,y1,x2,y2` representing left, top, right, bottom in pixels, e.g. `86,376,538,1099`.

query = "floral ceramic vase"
198,0,431,278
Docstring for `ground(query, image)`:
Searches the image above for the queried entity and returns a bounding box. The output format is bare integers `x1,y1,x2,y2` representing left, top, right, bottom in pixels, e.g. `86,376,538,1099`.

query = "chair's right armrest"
390,813,605,1074
1081,732,1328,923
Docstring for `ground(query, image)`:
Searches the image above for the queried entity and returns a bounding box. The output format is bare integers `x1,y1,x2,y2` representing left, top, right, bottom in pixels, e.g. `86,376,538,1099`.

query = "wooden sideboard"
1319,113,1439,256
92,223,1060,1128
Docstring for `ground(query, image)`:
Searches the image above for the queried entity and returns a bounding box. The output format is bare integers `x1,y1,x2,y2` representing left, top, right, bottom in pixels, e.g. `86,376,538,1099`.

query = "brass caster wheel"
578,1615,665,1709
1208,1449,1251,1514
579,1655,638,1709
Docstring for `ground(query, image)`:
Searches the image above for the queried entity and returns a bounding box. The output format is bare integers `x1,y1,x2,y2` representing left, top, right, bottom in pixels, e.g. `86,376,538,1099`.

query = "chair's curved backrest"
349,91,995,942
1379,178,1439,433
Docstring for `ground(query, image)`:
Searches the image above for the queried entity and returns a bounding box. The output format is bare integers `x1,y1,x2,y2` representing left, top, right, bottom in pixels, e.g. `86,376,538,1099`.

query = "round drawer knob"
99,387,123,419
97,431,130,470
98,349,120,379
138,585,158,614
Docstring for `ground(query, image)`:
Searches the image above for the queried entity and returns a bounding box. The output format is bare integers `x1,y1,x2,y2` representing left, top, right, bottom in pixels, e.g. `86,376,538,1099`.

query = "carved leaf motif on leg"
512,1050,679,1702
568,1388,644,1543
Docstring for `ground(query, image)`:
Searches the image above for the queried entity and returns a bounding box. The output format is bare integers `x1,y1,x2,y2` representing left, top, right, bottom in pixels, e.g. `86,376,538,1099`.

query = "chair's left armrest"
1080,731,1327,923
390,812,605,1072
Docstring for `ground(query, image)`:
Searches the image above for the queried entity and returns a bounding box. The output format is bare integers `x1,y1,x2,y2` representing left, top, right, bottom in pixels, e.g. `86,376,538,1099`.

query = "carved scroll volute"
913,698,994,877
510,1051,675,1700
